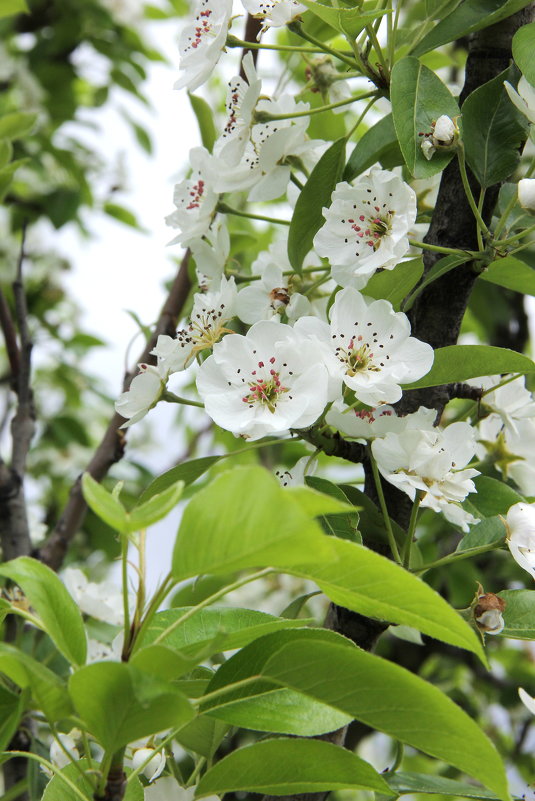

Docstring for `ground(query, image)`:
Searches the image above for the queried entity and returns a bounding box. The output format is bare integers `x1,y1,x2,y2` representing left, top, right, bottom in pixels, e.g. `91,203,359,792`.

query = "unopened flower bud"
132,747,166,782
518,178,535,212
432,114,456,145
473,586,506,635
421,139,436,161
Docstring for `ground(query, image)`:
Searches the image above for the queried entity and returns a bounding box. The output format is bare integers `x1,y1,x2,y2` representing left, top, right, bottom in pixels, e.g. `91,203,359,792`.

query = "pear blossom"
275,454,317,487
151,276,237,373
372,420,480,531
504,75,535,124
166,147,218,246
209,94,317,201
42,731,81,777
519,687,535,715
216,52,262,167
518,178,535,211
326,402,436,441
295,287,434,406
314,169,417,289
476,413,535,495
472,374,535,430
175,0,233,92
505,501,535,580
196,320,335,440
236,242,310,323
190,218,230,290
132,746,166,782
115,364,165,428
63,568,135,626
241,0,306,31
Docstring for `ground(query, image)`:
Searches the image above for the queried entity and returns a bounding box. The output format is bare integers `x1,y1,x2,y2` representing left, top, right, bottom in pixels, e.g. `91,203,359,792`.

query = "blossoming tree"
2,0,535,800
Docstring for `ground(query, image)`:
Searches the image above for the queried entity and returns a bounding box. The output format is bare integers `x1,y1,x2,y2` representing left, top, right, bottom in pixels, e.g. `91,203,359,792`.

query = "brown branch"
0,289,20,380
239,14,262,78
39,250,192,571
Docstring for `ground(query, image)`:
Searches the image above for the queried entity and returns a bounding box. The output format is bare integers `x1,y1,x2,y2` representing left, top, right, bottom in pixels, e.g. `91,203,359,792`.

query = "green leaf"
462,66,529,188
141,607,313,658
0,111,37,139
344,114,402,181
0,556,86,666
304,476,360,542
130,644,197,681
402,253,470,312
189,93,217,153
129,481,184,531
68,662,194,751
363,257,424,310
202,629,509,800
0,0,28,17
479,256,535,295
288,137,346,273
512,21,535,85
138,456,222,504
469,475,524,517
104,202,144,230
498,589,535,639
0,139,13,168
285,483,355,517
175,715,229,759
299,0,389,38
195,738,390,797
390,57,459,178
0,685,25,751
405,345,535,389
171,466,335,580
82,473,129,533
42,759,143,801
388,771,508,799
457,516,506,552
0,644,72,721
412,0,534,56
294,537,485,660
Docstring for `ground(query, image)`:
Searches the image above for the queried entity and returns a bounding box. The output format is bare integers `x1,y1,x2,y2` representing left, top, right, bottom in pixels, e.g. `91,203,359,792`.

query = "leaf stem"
226,34,330,54
288,21,359,69
162,390,205,408
409,239,476,257
493,188,518,240
217,202,290,226
412,540,505,575
369,449,402,564
193,675,265,708
402,493,421,568
255,90,378,121
492,222,535,248
152,567,275,645
457,147,490,242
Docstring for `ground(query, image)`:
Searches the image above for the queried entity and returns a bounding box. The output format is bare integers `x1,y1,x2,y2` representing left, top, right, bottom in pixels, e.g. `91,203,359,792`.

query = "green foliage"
480,255,535,294
498,590,535,639
344,114,403,181
195,738,390,797
41,760,144,801
406,345,535,388
512,20,535,83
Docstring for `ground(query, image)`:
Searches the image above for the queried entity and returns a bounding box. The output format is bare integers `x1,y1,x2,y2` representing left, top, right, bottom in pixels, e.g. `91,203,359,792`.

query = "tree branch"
39,250,192,571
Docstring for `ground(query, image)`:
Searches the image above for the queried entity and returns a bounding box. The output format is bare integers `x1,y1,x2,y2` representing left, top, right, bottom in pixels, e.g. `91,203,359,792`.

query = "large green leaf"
171,466,337,580
413,0,533,56
469,476,524,517
462,66,529,188
498,590,535,639
68,662,194,751
344,114,402,181
479,256,535,295
390,57,459,178
457,516,506,552
138,455,222,504
405,345,535,389
195,738,390,797
512,21,535,85
141,607,312,656
293,538,485,660
363,257,424,310
402,253,470,312
288,137,346,273
128,481,184,531
201,629,509,799
0,557,86,666
0,643,72,721
387,771,508,799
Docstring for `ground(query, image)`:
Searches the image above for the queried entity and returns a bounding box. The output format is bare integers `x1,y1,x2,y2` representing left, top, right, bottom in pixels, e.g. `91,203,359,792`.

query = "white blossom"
275,454,317,487
190,218,230,289
505,501,535,580
372,420,480,531
295,287,433,406
166,147,218,246
241,0,306,31
216,52,262,166
42,731,80,778
63,568,134,626
519,687,535,715
209,94,317,201
197,320,334,440
477,414,535,495
518,178,535,211
175,0,233,92
236,242,310,323
151,276,237,373
115,364,165,428
313,169,417,289
132,747,166,782
420,115,458,160
504,75,535,124
472,374,535,431
326,402,436,441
